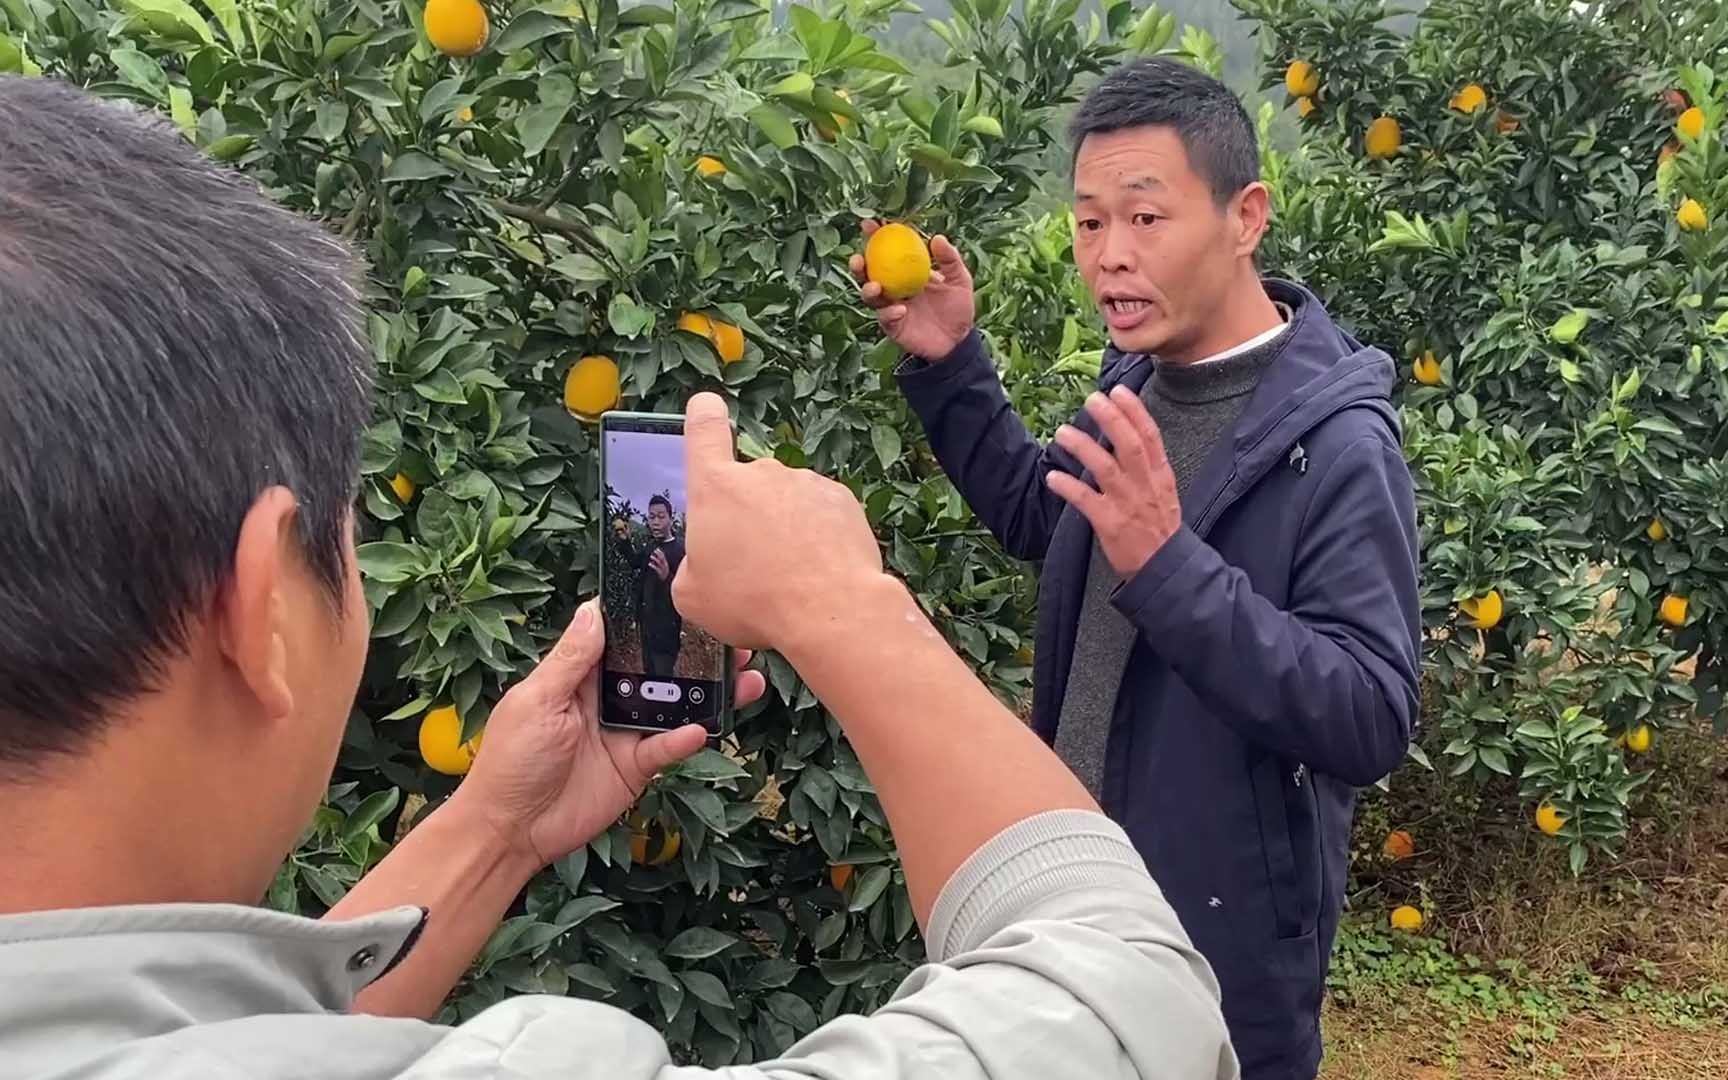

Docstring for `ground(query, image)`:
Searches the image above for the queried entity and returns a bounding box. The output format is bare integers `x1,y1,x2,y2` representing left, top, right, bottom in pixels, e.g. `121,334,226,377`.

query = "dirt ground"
1321,1006,1728,1079
604,616,726,680
1323,726,1728,1078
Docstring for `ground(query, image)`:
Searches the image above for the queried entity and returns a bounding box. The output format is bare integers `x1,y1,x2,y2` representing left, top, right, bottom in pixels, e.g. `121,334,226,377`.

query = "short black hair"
0,77,372,770
1068,57,1260,207
648,495,674,513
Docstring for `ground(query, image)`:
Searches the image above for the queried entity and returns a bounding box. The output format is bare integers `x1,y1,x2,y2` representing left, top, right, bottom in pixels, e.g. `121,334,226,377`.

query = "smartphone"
597,411,731,736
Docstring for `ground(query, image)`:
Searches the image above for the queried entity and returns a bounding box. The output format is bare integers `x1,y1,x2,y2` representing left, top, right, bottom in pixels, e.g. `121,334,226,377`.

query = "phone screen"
599,413,728,735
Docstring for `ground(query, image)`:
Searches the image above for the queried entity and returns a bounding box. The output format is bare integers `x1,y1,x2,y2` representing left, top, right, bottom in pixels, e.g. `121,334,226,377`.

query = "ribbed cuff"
926,809,1154,962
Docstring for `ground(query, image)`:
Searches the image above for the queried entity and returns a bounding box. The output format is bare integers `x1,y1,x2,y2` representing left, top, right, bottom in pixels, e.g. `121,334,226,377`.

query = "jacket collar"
0,902,426,1020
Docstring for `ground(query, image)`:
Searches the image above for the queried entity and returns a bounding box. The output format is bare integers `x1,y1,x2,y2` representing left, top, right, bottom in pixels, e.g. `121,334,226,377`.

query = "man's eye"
1077,219,1102,232
1133,213,1160,226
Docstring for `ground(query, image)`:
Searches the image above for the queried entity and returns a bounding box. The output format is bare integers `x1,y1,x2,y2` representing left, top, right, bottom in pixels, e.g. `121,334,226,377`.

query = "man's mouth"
1101,295,1155,329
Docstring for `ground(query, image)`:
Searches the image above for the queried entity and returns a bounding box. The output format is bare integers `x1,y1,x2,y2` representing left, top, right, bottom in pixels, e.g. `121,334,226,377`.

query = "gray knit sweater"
1053,323,1289,798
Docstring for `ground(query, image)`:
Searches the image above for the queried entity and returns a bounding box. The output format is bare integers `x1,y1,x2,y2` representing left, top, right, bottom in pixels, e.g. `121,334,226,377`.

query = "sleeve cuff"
925,809,1155,963
1109,524,1206,628
894,329,990,391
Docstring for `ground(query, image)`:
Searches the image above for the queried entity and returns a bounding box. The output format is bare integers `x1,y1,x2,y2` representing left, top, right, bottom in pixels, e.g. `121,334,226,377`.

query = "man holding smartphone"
637,494,686,677
857,58,1421,1078
0,76,1237,1080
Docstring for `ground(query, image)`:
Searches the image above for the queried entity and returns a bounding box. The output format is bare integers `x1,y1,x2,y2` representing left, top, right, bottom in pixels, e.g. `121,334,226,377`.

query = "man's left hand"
456,600,767,869
1045,386,1182,579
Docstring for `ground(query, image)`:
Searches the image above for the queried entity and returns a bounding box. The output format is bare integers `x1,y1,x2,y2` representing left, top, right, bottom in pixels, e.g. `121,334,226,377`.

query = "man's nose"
1096,222,1137,273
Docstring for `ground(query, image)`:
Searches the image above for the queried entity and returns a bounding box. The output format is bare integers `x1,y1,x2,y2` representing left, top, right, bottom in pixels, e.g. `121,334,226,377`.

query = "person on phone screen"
636,494,685,677
0,76,1236,1080
854,57,1420,1080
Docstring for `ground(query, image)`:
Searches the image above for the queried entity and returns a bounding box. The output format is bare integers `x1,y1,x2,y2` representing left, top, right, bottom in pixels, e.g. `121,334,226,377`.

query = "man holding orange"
858,57,1421,1079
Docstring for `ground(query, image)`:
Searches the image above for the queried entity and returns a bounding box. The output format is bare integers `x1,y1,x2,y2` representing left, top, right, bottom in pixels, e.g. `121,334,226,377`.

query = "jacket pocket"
1251,755,1307,940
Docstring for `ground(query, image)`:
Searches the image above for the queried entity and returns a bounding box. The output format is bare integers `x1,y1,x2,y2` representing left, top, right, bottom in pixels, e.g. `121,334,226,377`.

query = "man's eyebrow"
1074,175,1164,201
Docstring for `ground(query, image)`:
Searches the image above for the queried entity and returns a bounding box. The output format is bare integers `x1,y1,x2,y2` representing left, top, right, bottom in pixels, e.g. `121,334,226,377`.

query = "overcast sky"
606,429,687,518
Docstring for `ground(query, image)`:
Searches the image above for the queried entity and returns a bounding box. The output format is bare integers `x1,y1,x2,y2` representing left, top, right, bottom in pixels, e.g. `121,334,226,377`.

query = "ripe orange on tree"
1449,83,1487,115
1535,802,1565,836
1658,593,1688,627
419,705,482,776
563,354,620,422
423,0,489,57
1365,116,1402,159
1285,60,1319,98
1676,106,1705,141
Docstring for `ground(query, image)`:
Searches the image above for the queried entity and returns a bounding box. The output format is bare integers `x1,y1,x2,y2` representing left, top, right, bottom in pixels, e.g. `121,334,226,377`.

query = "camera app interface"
601,419,725,733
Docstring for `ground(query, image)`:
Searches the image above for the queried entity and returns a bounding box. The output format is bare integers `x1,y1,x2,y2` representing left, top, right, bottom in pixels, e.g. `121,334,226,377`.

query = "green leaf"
356,542,426,584
384,152,454,182
770,71,816,98
664,926,738,960
607,294,654,337
109,47,168,100
117,0,215,44
313,100,349,143
345,79,403,108
492,10,572,52
848,865,892,911
436,274,498,301
961,114,1003,138
415,368,471,403
747,103,799,149
205,134,254,162
517,101,571,157
679,970,733,1009
195,0,243,48
870,424,903,470
674,748,750,782
1548,309,1590,345
341,788,400,844
553,894,620,927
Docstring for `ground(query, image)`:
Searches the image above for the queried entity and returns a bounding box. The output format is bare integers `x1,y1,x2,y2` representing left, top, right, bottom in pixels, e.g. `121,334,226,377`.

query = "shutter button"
347,945,379,973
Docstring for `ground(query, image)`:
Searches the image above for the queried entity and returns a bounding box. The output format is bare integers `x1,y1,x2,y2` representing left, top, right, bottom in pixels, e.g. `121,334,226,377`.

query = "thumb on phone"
685,392,734,480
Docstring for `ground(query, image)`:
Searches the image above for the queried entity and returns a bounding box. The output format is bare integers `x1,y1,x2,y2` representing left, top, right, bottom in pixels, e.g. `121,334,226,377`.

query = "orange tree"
1241,0,1728,872
2,0,1221,1060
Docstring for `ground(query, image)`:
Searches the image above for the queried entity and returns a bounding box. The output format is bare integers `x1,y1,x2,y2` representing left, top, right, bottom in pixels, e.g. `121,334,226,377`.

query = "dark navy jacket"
898,280,1421,1080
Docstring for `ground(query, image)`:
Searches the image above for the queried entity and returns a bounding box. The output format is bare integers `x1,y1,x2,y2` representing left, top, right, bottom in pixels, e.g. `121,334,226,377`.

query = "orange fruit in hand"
865,223,933,301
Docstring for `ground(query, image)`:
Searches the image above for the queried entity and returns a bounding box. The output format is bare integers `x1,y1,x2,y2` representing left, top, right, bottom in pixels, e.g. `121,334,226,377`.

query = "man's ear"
1233,182,1272,258
216,487,300,721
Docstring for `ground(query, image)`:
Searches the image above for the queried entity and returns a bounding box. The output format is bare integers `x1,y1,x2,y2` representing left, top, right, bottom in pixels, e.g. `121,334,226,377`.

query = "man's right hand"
850,220,977,362
674,393,885,650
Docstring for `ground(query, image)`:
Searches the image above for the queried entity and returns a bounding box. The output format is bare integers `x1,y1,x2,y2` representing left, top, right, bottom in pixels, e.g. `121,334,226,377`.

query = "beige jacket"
0,811,1238,1079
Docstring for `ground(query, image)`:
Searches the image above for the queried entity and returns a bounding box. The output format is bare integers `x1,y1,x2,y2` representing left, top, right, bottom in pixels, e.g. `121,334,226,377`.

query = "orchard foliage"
1246,0,1728,871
